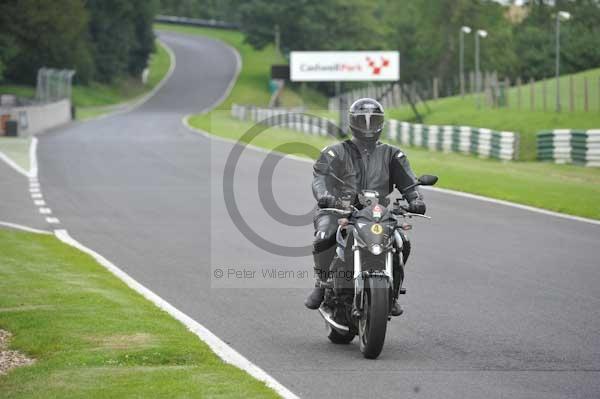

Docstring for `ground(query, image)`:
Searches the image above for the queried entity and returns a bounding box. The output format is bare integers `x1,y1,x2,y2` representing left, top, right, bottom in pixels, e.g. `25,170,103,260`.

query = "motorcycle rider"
304,98,426,316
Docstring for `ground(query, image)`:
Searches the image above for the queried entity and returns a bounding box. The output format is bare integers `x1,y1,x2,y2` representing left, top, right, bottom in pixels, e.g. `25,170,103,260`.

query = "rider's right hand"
317,194,337,209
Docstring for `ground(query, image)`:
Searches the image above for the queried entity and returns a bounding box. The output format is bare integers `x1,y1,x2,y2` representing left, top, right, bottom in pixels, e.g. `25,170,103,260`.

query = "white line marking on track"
29,188,40,193
0,151,29,177
34,200,46,206
39,208,52,215
54,229,299,399
424,186,600,226
29,137,38,178
10,40,298,399
0,221,52,234
184,121,600,227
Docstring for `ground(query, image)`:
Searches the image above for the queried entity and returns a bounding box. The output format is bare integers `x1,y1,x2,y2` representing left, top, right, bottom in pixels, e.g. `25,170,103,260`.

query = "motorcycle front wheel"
358,276,389,359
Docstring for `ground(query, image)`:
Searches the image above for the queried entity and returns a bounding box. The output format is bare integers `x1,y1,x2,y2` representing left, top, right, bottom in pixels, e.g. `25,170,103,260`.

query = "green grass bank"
0,229,278,398
388,68,600,160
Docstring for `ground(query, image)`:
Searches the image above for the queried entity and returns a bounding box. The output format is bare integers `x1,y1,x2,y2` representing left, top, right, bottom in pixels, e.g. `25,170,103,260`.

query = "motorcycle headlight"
369,244,383,255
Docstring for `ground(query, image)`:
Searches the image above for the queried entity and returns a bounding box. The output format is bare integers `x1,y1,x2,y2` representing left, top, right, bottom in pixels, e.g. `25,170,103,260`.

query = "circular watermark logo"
222,112,343,257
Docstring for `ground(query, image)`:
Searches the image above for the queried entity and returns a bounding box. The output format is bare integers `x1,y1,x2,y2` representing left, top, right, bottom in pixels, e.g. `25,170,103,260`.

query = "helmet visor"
349,113,384,136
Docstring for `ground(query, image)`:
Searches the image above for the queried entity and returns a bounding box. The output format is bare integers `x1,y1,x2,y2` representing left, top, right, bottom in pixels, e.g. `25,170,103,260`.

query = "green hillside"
388,68,600,160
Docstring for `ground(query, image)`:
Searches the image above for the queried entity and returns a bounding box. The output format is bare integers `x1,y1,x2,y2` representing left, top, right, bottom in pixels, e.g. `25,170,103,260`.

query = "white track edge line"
53,229,298,399
0,150,29,177
44,39,298,398
29,137,38,178
183,120,600,227
181,37,242,125
0,221,51,234
424,186,600,226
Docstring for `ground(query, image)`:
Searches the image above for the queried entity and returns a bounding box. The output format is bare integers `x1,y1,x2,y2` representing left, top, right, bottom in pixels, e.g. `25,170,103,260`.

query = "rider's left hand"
408,199,426,215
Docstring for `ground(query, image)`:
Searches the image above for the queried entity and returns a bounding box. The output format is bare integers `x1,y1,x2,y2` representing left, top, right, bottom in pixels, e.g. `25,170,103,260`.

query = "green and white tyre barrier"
386,120,519,160
231,104,336,137
537,130,600,167
232,105,520,160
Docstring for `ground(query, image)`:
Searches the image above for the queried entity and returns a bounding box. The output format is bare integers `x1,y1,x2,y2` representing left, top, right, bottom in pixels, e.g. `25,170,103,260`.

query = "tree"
85,0,157,83
128,0,159,77
382,0,517,84
0,0,93,84
0,34,19,83
238,0,383,53
159,0,244,22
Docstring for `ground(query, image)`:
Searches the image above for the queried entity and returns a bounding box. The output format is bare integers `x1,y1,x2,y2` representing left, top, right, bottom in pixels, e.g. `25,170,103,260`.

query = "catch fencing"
537,130,600,167
329,84,402,112
231,104,519,160
329,72,600,113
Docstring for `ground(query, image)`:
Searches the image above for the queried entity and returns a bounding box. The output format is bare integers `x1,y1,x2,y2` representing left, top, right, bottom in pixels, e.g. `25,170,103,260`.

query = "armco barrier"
537,130,600,167
232,104,519,160
231,104,337,137
155,15,239,30
386,120,519,160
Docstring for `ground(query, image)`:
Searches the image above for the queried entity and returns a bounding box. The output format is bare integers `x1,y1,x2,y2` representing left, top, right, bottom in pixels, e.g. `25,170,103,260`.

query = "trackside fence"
537,130,600,167
231,104,338,137
231,104,520,161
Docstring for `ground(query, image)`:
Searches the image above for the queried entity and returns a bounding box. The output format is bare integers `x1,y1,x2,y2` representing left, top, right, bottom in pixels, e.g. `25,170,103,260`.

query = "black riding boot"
391,248,405,317
304,281,325,309
304,249,332,309
390,300,404,316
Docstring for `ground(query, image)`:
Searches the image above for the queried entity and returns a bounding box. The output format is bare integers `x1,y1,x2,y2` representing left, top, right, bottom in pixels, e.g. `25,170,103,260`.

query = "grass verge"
196,112,600,220
74,40,172,120
0,137,30,172
0,229,278,398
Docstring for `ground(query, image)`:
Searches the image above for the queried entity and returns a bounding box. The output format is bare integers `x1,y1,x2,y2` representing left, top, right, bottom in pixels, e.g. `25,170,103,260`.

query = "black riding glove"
408,199,426,214
317,194,337,209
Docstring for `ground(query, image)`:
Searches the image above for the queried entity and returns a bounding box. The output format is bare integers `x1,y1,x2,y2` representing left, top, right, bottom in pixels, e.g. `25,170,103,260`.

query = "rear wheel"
359,276,389,359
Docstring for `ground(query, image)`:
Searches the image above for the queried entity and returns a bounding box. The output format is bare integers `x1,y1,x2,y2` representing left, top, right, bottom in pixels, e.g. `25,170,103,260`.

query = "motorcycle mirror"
418,175,438,186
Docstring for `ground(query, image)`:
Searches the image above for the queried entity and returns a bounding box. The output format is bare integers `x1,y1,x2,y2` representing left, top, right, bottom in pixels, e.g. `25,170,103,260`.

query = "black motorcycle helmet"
348,98,385,142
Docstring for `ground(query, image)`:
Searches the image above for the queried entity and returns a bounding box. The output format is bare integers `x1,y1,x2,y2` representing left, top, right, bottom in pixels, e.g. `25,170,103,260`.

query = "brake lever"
403,212,431,219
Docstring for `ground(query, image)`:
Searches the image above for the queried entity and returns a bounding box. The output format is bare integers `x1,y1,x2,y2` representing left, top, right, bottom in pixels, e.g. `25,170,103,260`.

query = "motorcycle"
317,174,438,359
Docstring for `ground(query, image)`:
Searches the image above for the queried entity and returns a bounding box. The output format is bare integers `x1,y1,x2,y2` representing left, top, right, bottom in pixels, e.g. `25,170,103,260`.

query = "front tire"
359,276,389,359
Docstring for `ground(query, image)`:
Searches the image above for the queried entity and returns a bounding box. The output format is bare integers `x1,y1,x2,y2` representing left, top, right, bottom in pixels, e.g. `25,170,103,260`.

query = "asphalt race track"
3,31,600,398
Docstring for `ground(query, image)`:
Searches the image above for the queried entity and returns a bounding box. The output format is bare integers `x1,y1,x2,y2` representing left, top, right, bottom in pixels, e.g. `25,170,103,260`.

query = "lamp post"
274,24,280,55
460,26,472,98
555,11,571,112
475,29,488,108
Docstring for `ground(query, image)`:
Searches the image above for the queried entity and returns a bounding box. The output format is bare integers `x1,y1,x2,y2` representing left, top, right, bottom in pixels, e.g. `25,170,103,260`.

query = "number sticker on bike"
371,224,383,235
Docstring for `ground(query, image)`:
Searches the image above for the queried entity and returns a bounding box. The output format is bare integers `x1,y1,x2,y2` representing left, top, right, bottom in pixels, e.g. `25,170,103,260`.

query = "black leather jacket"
312,140,422,206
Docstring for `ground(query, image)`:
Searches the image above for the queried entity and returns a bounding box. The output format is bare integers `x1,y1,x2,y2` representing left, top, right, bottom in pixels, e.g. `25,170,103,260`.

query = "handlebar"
319,207,353,215
392,205,431,219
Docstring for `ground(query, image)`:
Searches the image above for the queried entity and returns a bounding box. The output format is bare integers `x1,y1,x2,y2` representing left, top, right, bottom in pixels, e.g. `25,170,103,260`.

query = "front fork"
352,238,395,317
